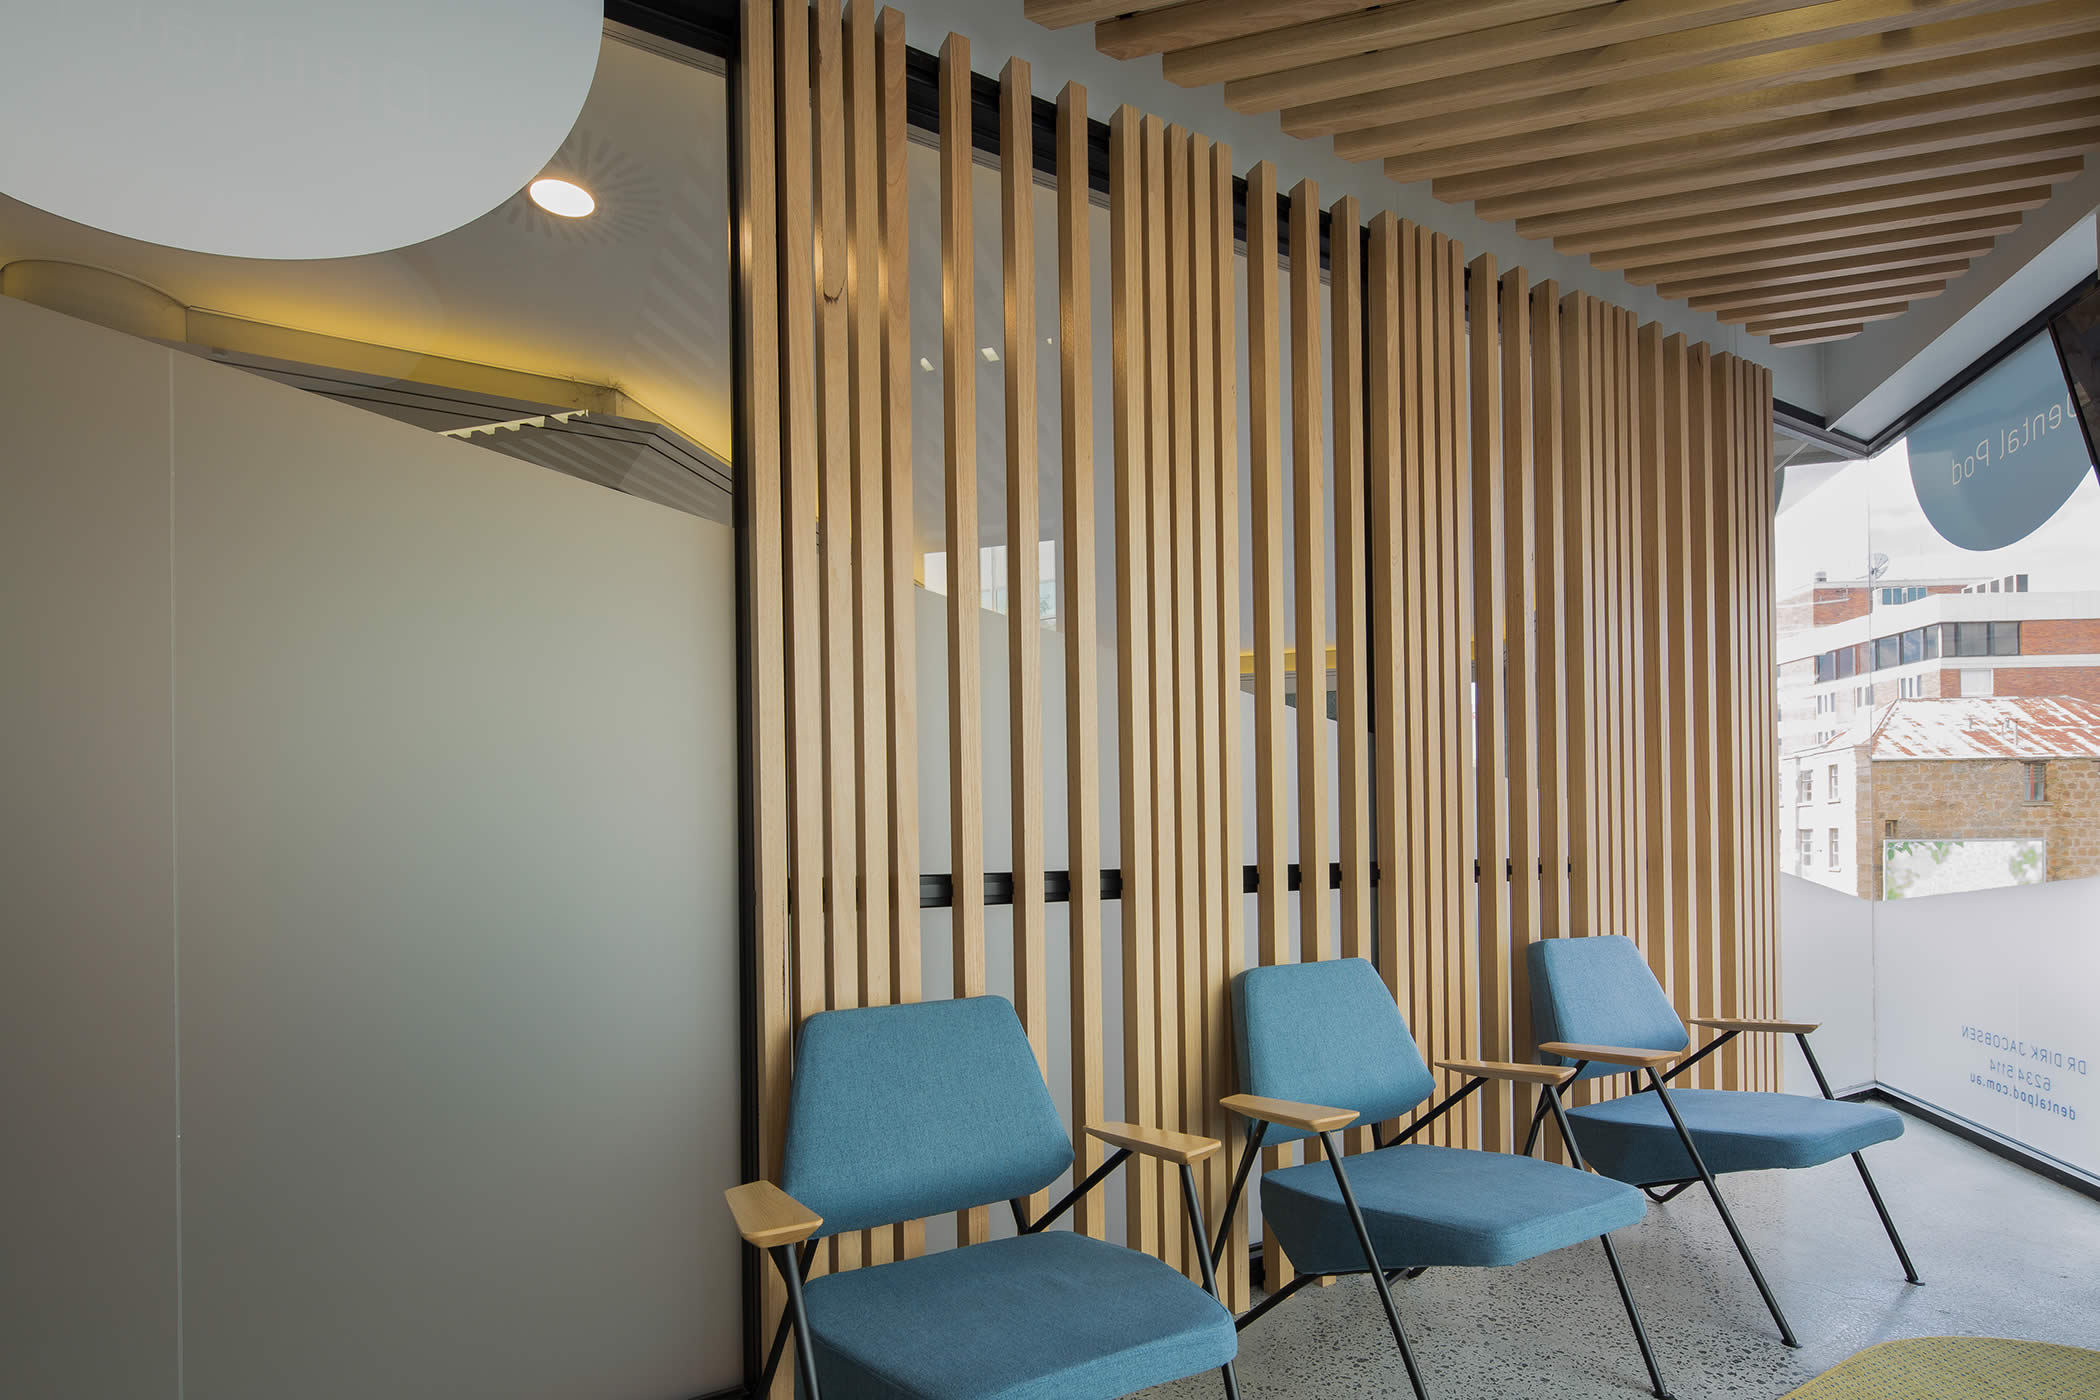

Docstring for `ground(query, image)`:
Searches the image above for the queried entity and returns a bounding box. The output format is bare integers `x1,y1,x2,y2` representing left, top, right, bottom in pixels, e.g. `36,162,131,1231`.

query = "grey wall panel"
0,295,181,1398
2,290,742,1399
167,356,741,1399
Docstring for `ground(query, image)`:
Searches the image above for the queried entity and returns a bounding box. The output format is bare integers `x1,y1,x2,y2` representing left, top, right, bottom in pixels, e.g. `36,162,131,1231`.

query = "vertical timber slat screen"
1108,102,1162,1267
1244,158,1293,1292
875,4,921,1266
1207,136,1250,1307
998,55,1049,1229
937,31,989,1247
1331,195,1374,1161
735,3,1784,1356
1056,78,1105,1244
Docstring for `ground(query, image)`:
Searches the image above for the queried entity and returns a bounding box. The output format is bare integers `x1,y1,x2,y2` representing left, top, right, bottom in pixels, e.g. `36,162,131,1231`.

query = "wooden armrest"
1436,1058,1576,1087
1088,1121,1222,1165
725,1181,822,1249
1220,1093,1359,1133
1536,1041,1681,1069
1690,1016,1821,1035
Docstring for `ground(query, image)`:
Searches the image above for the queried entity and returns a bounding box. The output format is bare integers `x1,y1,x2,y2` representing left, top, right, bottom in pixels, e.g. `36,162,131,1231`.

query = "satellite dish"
0,0,601,260
1868,552,1891,581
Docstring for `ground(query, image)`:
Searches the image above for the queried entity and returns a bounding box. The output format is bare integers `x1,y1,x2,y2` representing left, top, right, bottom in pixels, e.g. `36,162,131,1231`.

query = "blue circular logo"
1906,335,2092,551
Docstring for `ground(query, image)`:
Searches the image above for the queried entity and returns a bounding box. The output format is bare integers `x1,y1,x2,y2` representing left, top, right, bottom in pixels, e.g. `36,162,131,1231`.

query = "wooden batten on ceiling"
1033,0,2100,343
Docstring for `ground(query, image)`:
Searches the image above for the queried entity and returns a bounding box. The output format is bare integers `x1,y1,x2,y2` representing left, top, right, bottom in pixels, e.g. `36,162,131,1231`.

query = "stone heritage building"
1781,697,2100,899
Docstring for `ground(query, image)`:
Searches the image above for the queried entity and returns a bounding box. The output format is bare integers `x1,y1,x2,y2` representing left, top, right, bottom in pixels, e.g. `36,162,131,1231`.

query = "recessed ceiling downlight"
529,178,596,218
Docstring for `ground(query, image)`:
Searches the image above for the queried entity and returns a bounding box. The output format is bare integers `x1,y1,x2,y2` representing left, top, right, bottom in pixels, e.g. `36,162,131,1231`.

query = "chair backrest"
779,996,1072,1238
1526,935,1689,1082
1232,958,1436,1147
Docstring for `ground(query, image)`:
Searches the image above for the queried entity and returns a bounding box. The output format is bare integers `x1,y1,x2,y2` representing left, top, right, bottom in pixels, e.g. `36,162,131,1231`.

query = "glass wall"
1775,332,2100,903
1776,327,2100,1188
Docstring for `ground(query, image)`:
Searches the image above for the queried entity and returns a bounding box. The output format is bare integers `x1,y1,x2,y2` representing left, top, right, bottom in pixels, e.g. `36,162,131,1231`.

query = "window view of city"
1775,333,2100,901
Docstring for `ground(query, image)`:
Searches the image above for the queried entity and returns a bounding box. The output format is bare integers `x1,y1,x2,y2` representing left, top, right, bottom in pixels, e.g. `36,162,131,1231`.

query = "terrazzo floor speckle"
1137,1115,2100,1400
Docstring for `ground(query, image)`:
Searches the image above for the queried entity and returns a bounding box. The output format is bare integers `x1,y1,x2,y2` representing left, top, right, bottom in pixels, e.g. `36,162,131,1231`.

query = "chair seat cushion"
801,1230,1236,1400
1564,1089,1904,1185
1260,1143,1645,1274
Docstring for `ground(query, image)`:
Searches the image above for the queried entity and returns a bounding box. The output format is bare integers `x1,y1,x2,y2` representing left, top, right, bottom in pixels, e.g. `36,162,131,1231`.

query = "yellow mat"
1781,1337,2100,1399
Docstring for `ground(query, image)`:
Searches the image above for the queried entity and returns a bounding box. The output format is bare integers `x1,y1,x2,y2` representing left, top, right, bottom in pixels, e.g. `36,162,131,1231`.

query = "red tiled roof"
1865,697,2100,761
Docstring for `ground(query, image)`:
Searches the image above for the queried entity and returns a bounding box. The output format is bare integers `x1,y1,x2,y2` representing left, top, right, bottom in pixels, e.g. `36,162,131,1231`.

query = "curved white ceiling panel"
0,0,601,259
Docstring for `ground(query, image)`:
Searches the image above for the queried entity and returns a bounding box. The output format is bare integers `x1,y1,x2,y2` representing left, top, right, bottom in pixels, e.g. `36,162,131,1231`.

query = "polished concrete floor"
1142,1114,2100,1399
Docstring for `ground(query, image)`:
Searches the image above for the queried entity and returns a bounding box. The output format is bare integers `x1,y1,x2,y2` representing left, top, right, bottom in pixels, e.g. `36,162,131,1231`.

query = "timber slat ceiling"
1027,0,2100,342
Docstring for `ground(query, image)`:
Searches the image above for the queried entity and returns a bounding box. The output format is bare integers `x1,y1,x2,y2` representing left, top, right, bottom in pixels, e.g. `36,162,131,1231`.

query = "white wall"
1873,877,2100,1183
0,295,743,1399
1779,875,1877,1095
1780,869,2100,1184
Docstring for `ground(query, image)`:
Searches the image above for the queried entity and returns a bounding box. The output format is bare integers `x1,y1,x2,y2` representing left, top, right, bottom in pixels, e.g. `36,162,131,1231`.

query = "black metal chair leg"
1794,1031,1922,1287
1521,1090,1553,1158
1172,1163,1243,1400
758,1308,792,1396
1851,1151,1922,1284
771,1244,823,1400
1599,1234,1673,1399
1643,1069,1800,1348
1213,1124,1268,1271
1235,1273,1313,1331
757,1240,821,1396
1319,1130,1431,1400
1642,1180,1696,1204
1538,1084,1673,1395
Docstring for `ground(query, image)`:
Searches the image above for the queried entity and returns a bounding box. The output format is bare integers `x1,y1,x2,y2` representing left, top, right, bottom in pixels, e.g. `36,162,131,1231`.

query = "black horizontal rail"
614,0,1336,268
920,861,1333,909
911,856,1576,909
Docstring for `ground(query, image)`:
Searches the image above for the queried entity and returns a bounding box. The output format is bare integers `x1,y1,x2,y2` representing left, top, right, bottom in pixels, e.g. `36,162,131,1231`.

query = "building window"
1797,769,1813,803
1827,763,1840,801
1828,829,1842,869
1798,829,1814,867
1874,635,1902,670
1946,620,2019,657
1878,585,1926,605
2025,761,2047,803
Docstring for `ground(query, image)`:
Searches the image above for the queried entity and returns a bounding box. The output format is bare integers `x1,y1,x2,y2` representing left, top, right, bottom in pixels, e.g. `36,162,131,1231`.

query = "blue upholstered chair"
1525,934,1919,1349
1218,958,1674,1400
724,996,1240,1400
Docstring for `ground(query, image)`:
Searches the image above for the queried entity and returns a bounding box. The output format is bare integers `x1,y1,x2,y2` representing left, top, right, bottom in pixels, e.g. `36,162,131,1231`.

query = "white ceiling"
0,0,602,260
0,25,733,459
